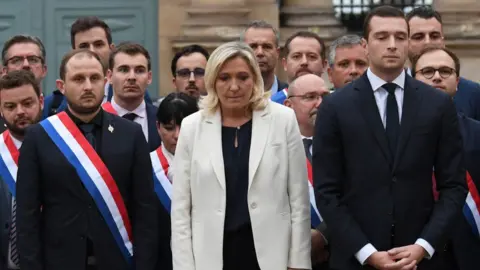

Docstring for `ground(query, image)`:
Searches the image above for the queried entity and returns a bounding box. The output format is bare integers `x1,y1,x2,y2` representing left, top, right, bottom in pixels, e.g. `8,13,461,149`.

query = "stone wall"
158,0,480,96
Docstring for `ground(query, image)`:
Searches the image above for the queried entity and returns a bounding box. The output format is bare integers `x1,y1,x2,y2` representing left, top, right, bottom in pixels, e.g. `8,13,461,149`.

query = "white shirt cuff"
355,243,377,265
415,238,435,259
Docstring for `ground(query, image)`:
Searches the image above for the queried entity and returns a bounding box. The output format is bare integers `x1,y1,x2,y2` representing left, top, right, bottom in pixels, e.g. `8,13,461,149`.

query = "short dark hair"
109,42,151,71
0,69,41,97
59,49,106,80
156,92,198,125
171,45,210,76
412,46,460,77
2,35,46,66
283,31,326,61
70,16,113,48
406,6,442,24
240,20,280,47
363,5,408,39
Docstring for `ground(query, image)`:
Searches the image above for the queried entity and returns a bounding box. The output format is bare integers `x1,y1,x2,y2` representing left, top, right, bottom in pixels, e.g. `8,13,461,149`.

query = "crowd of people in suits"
0,3,478,270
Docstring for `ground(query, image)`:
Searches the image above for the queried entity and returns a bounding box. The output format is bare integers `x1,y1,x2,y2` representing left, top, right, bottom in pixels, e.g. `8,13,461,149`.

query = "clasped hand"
366,244,426,270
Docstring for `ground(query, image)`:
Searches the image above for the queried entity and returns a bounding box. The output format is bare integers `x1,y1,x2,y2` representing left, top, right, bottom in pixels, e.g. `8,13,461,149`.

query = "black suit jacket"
277,78,288,92
454,77,480,121
0,176,11,270
146,103,161,152
16,111,161,270
313,73,467,270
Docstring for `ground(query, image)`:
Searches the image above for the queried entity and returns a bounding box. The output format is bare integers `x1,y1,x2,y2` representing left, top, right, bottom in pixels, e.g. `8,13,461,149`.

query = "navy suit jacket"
146,103,161,152
277,78,288,92
454,77,480,121
42,85,154,119
450,113,480,270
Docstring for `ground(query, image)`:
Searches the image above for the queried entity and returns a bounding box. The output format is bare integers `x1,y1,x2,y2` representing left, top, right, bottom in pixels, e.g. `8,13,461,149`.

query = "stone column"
280,0,346,43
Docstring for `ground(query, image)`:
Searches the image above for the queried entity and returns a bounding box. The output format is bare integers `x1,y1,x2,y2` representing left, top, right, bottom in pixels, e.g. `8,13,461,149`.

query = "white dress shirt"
111,97,149,141
8,134,21,269
355,68,434,265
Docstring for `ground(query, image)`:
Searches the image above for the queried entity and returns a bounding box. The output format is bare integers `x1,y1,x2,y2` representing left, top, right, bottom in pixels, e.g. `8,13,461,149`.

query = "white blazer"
171,101,311,270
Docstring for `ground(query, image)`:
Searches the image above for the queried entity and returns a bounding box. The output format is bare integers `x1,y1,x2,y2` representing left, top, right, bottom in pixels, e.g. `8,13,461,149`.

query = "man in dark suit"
284,74,330,270
16,49,160,270
412,46,480,270
105,42,161,151
0,70,43,270
43,16,152,119
406,6,480,121
313,6,467,270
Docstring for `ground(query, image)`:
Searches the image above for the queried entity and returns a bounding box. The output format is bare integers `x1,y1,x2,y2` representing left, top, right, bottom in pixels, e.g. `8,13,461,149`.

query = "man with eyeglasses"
2,35,47,89
171,44,209,100
412,46,480,270
284,73,330,270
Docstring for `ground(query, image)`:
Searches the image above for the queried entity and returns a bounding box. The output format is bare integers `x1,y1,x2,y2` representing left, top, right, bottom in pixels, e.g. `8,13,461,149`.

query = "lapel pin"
108,124,114,133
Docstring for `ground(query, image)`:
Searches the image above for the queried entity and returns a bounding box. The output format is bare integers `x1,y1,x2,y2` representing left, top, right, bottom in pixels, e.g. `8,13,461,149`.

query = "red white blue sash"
40,112,133,263
463,171,480,237
102,102,117,115
307,158,322,227
0,131,19,197
150,147,171,213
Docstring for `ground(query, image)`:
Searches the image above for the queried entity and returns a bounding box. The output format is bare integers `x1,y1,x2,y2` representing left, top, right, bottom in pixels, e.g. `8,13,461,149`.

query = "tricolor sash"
150,147,172,213
40,112,133,264
102,102,117,115
463,171,480,238
307,158,322,227
0,131,19,197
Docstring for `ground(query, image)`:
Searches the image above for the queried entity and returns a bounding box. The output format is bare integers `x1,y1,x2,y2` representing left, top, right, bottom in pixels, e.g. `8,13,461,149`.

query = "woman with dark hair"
150,92,198,270
151,92,198,213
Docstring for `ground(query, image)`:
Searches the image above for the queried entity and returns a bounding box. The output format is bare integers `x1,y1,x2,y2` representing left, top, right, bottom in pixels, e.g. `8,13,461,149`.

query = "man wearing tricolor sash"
284,74,330,270
0,70,43,270
412,47,480,270
16,49,160,270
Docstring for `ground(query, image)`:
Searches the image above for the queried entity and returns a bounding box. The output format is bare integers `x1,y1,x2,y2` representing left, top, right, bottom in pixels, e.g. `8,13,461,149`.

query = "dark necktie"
9,198,19,267
123,113,137,121
303,138,313,163
384,83,399,158
80,123,96,150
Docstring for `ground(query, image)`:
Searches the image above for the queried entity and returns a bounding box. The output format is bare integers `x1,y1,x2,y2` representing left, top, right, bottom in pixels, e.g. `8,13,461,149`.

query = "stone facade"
158,0,480,96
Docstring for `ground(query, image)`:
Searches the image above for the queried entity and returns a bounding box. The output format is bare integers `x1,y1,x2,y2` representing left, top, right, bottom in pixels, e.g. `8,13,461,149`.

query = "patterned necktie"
303,138,313,163
9,198,19,267
122,113,137,121
383,83,399,158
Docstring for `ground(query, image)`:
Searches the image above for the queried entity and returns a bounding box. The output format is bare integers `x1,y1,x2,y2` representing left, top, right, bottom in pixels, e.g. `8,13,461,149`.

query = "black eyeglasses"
176,68,205,79
417,66,456,79
7,55,43,67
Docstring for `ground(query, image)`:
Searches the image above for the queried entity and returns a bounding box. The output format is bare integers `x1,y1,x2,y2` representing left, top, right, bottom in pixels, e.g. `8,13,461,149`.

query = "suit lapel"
205,110,226,190
355,74,393,166
100,111,117,160
393,76,421,171
146,103,161,151
248,105,271,189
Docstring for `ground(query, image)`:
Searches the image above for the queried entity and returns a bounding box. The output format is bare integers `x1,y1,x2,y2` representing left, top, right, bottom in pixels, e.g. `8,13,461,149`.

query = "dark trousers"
223,223,260,270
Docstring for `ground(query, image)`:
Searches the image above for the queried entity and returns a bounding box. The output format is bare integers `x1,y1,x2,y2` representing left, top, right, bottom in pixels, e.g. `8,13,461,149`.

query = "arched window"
333,0,434,33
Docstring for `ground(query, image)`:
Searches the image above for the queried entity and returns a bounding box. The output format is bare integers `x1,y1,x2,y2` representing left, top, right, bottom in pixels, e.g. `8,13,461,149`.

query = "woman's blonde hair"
199,41,270,114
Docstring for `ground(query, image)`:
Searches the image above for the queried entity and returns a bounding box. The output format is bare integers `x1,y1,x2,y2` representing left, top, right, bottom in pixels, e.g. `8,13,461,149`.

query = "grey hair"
239,20,280,47
328,35,363,67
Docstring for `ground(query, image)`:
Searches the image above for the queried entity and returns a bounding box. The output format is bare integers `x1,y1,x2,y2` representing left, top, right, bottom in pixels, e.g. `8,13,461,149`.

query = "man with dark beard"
0,70,43,270
16,49,159,270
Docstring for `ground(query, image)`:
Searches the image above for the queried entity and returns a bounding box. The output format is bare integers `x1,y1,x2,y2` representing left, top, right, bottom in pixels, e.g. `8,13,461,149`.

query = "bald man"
284,74,330,270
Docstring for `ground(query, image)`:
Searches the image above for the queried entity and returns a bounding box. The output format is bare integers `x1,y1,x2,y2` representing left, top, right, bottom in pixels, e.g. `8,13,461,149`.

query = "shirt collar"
9,133,22,149
66,108,103,127
367,67,406,92
161,144,174,162
301,135,313,140
111,97,146,118
269,75,279,94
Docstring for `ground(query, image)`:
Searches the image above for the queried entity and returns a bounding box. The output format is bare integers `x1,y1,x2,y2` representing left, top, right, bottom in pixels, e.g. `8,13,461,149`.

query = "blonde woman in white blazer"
171,41,311,270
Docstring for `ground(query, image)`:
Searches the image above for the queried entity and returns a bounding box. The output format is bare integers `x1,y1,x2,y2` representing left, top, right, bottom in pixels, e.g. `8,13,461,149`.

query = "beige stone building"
158,0,480,96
